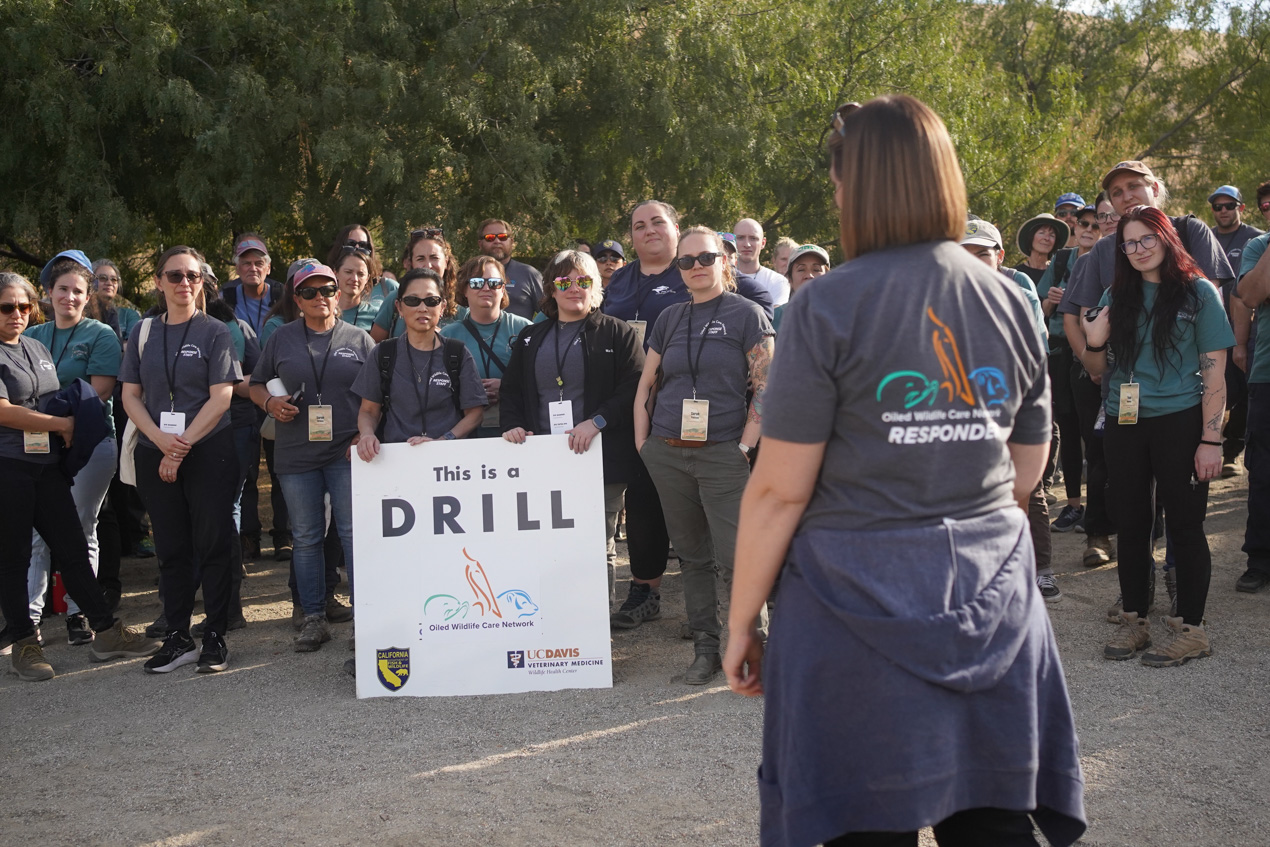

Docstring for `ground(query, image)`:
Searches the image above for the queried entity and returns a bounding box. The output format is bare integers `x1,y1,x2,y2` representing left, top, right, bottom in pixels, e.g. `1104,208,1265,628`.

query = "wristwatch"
738,443,752,455
442,431,456,440
592,414,608,431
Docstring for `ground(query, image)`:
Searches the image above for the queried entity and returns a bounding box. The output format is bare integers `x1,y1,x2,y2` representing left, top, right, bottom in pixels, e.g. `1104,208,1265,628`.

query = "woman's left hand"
566,419,600,454
1195,442,1222,482
58,415,75,449
407,435,435,446
723,623,765,697
482,378,501,404
159,455,182,483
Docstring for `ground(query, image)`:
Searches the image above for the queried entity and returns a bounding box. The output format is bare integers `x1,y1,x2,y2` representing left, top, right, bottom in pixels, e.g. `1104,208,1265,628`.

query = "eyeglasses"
1212,202,1239,212
345,239,373,252
296,284,338,300
1120,233,1159,254
341,243,372,258
400,294,444,308
1075,219,1098,230
595,253,622,263
0,302,34,316
675,252,722,270
1096,212,1121,223
467,277,505,289
553,276,594,291
481,233,511,242
162,270,203,285
94,275,120,285
1055,208,1078,218
410,228,444,241
831,101,863,136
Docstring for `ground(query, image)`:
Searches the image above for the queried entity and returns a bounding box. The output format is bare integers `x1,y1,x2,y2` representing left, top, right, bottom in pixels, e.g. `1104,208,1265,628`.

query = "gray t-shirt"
533,320,587,428
504,259,546,320
352,338,487,442
227,318,262,430
752,265,791,306
647,291,773,442
763,240,1050,532
252,320,375,474
1059,215,1234,315
1213,222,1263,277
119,312,242,449
0,336,61,464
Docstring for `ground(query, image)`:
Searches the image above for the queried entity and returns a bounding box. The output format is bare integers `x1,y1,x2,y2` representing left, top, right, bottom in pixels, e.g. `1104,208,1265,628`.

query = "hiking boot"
274,543,293,562
1164,568,1178,617
294,615,331,653
11,636,54,681
1104,611,1152,660
91,620,162,662
1051,504,1085,533
66,613,94,646
610,582,661,630
1235,568,1270,593
1083,535,1115,567
325,595,353,623
292,602,306,630
1221,461,1240,479
1106,567,1156,622
1037,574,1062,604
144,614,169,639
196,632,229,673
0,624,39,656
1140,617,1211,667
684,652,722,685
144,631,199,673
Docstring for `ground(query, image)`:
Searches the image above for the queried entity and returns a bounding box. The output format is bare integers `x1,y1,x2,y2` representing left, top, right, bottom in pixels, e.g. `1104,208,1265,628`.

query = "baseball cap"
786,244,831,268
292,263,337,288
592,239,625,259
234,236,270,261
1054,192,1086,211
1101,160,1155,190
286,257,322,287
960,219,1003,250
1207,185,1243,204
39,249,94,288
717,232,737,254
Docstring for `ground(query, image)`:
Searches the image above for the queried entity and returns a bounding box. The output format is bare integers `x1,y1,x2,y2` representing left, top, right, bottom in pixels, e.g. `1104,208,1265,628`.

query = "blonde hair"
677,226,737,291
540,251,605,317
831,95,966,261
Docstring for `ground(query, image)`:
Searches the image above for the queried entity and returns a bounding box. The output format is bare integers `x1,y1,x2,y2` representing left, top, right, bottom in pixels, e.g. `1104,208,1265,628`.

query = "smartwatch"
592,414,608,431
442,431,457,441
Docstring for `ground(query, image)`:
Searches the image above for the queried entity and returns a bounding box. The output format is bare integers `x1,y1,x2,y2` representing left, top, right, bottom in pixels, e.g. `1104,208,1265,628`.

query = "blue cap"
1054,193,1086,211
717,232,737,253
592,239,625,259
1208,185,1242,203
39,249,94,288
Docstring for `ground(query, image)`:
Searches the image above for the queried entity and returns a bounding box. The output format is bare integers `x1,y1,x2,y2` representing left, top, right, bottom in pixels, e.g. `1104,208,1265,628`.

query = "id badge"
628,320,647,346
1118,382,1140,425
23,431,50,454
481,403,500,430
549,401,574,435
159,411,187,436
680,398,710,441
308,405,333,442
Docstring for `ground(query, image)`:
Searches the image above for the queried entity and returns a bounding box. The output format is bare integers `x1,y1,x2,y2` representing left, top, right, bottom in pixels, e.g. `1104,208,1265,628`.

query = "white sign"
351,434,612,698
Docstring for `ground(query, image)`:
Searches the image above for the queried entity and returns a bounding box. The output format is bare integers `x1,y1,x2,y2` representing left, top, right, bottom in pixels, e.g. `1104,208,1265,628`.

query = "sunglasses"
1212,202,1239,212
675,252,722,270
411,228,444,241
400,294,444,308
1096,212,1121,223
296,284,338,300
162,270,203,284
341,243,372,258
831,101,863,137
1120,234,1159,254
1055,208,1078,218
553,276,594,291
1075,219,1098,229
0,302,34,316
468,277,505,289
345,239,373,251
481,233,511,242
595,253,622,263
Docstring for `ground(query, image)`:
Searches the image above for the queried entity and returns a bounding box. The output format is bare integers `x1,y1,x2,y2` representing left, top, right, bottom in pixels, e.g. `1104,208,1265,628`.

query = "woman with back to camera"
724,96,1085,847
1081,205,1233,667
500,250,643,603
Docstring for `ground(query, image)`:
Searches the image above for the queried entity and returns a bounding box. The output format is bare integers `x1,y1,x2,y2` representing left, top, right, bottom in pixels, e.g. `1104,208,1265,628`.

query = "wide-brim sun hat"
1017,213,1070,256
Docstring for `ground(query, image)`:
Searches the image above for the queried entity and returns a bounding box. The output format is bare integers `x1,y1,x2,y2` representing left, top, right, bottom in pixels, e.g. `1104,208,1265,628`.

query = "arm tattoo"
746,336,774,425
1200,352,1217,373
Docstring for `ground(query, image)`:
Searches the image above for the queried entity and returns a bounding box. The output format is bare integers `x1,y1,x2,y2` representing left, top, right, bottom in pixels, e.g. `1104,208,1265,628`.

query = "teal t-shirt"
1097,277,1236,417
1007,269,1048,344
260,314,286,347
373,292,467,337
26,317,121,437
118,307,141,342
439,312,533,380
1238,232,1270,384
1037,249,1078,348
772,302,786,334
340,296,381,331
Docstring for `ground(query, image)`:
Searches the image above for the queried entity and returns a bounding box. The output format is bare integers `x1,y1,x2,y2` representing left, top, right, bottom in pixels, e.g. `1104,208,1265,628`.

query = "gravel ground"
3,466,1267,847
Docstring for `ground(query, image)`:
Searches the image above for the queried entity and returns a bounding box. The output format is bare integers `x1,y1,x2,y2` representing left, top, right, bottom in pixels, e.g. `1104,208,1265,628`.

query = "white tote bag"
118,318,153,486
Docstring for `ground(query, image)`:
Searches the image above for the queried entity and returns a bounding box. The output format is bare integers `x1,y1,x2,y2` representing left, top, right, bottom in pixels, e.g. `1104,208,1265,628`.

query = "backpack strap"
136,317,153,356
1172,214,1195,256
375,337,399,440
1054,247,1075,288
443,336,465,412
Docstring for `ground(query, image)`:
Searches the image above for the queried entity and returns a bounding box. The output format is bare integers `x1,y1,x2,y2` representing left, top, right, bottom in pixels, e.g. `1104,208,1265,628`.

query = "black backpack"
1171,214,1196,256
375,336,466,438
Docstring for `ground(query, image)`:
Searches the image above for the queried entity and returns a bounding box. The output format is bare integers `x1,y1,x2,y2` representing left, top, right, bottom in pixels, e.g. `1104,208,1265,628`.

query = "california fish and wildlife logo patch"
376,647,410,691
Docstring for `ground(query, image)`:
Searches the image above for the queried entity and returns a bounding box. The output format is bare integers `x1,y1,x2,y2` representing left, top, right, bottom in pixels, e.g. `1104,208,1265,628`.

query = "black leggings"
1049,351,1083,501
1071,363,1115,536
826,807,1039,847
1105,405,1211,624
625,457,671,582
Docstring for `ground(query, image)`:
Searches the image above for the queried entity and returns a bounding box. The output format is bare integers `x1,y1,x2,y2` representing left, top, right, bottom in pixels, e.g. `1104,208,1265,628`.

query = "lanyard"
51,321,82,370
405,339,438,433
463,316,507,376
552,320,585,401
304,324,335,404
244,286,268,334
685,295,724,400
162,311,197,412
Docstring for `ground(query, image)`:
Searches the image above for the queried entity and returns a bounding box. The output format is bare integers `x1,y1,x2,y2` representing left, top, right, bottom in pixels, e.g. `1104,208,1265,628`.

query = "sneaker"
191,614,246,638
1104,611,1151,660
1164,568,1178,617
1083,535,1115,567
1051,504,1085,533
325,595,354,624
294,615,331,653
1073,514,1086,534
196,632,229,673
1235,568,1270,593
1037,574,1062,604
10,636,54,681
0,625,13,657
610,582,661,630
66,613,94,646
134,537,156,558
274,543,293,562
91,620,162,662
1106,568,1156,623
143,632,198,674
144,614,169,639
1221,461,1240,479
292,602,306,631
684,652,722,685
1140,616,1211,667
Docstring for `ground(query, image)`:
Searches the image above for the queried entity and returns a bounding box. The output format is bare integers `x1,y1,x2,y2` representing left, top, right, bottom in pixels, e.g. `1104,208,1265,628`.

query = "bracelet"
1085,342,1108,353
264,396,276,417
1200,439,1222,447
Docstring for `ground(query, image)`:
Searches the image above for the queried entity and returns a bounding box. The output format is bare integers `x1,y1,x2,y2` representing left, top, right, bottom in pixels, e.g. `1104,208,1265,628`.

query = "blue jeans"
276,460,354,617
230,423,257,532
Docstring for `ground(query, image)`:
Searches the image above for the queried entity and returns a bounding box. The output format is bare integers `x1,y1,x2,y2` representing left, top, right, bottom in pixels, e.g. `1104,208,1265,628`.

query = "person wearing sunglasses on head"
475,219,544,321
120,247,244,674
250,263,374,654
634,227,774,686
1053,193,1086,249
371,228,462,341
0,272,162,679
326,223,398,298
439,255,532,438
1081,206,1234,667
331,243,386,332
591,239,626,289
500,250,644,602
